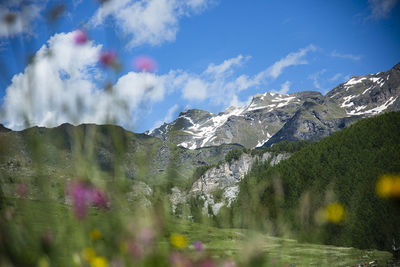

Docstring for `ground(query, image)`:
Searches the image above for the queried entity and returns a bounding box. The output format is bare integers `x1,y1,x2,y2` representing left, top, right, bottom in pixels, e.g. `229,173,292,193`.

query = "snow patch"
344,77,367,90
347,97,398,116
255,132,272,148
341,95,358,108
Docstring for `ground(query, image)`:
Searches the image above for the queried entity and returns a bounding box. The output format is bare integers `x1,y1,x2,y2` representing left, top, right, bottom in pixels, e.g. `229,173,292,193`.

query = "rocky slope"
148,63,400,148
170,151,291,215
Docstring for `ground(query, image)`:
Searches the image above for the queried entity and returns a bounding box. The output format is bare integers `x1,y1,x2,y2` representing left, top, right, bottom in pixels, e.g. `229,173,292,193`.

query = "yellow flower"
170,233,187,249
90,256,107,267
376,175,394,198
90,229,102,241
37,257,49,267
82,248,96,262
325,203,345,223
376,174,400,198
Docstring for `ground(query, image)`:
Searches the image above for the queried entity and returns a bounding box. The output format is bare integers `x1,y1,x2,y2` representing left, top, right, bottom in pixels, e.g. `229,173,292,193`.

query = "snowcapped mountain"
147,62,400,148
326,62,400,116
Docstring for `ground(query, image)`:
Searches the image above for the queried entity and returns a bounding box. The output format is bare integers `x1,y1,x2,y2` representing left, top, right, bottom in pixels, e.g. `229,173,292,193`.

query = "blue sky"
0,0,399,132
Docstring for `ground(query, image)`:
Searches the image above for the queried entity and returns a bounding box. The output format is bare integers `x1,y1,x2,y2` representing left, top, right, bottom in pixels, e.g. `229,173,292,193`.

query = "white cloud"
0,1,44,37
277,81,291,94
265,45,317,79
167,45,317,106
204,55,250,77
329,73,343,82
182,78,208,100
308,69,326,91
331,50,362,61
91,0,212,48
368,0,398,19
1,38,319,130
1,31,167,130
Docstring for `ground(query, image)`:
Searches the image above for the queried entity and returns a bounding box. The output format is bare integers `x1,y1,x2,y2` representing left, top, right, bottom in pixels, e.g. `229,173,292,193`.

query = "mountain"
0,123,242,200
148,63,400,148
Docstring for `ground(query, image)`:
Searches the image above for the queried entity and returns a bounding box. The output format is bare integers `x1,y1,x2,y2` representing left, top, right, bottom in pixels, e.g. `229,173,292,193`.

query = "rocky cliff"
170,151,291,215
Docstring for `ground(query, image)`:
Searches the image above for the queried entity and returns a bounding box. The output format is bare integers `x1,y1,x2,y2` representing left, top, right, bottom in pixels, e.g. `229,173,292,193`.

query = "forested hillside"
231,111,400,251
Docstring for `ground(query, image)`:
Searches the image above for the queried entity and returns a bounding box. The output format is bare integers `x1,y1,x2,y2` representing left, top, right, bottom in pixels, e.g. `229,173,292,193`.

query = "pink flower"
16,183,28,197
68,181,92,219
133,56,157,72
91,188,108,209
74,30,88,45
128,241,144,259
169,252,192,267
193,241,204,252
222,260,237,267
199,259,216,267
99,51,117,67
67,181,108,220
137,228,154,246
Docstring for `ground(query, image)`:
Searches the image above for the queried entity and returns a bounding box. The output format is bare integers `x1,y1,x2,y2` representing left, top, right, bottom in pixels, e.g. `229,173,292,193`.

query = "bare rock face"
190,153,257,195
172,151,291,215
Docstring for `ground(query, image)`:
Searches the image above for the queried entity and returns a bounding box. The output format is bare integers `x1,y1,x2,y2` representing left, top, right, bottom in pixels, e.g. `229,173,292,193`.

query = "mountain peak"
393,62,400,71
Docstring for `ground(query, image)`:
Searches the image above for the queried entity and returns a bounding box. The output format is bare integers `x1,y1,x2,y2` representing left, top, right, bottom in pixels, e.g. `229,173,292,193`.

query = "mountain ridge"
148,62,400,148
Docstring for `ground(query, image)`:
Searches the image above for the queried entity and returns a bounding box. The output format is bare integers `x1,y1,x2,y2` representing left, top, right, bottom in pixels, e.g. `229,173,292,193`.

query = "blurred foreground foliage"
0,111,400,266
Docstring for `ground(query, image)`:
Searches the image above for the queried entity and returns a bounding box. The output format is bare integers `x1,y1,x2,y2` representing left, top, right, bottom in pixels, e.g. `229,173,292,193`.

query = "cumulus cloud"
331,50,362,61
91,0,212,48
166,46,316,106
368,0,398,19
0,0,45,37
1,31,166,130
265,45,317,79
1,38,317,130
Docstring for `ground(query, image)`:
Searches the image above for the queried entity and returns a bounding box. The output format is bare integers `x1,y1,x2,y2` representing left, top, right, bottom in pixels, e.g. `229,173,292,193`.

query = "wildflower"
82,248,97,262
169,252,192,267
137,228,154,245
222,260,237,267
99,51,117,67
133,56,157,72
325,203,345,223
128,241,144,259
68,181,92,220
90,229,102,241
376,174,400,198
72,253,81,265
193,241,204,252
91,188,108,209
199,259,216,267
74,30,88,45
90,256,108,267
170,233,187,249
16,183,28,197
38,257,50,267
67,181,109,220
222,260,236,267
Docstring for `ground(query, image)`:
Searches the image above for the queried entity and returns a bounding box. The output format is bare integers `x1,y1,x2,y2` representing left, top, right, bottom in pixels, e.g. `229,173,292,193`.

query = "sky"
0,0,399,133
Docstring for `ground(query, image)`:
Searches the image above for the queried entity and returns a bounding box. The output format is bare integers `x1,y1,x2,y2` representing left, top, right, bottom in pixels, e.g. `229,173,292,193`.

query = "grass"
1,197,395,266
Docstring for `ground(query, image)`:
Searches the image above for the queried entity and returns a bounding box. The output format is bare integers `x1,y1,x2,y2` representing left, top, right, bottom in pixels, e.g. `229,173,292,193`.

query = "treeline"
225,111,400,251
